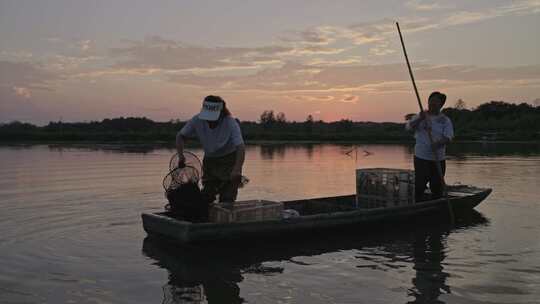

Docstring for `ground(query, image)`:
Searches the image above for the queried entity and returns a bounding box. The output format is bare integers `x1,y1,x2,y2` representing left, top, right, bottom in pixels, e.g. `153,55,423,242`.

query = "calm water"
1,143,539,304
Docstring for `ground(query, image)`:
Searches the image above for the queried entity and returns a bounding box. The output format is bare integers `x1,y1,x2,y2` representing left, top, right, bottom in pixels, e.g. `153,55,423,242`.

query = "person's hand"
239,175,250,188
177,153,186,168
409,111,426,130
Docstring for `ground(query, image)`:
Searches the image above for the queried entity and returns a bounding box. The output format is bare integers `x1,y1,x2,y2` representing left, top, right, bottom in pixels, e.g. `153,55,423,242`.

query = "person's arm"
176,118,196,166
231,144,245,179
406,112,426,131
175,132,186,165
432,117,454,149
229,118,245,180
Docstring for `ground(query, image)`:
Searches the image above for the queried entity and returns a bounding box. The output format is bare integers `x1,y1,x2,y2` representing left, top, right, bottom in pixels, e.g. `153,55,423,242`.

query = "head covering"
198,97,224,121
428,91,446,106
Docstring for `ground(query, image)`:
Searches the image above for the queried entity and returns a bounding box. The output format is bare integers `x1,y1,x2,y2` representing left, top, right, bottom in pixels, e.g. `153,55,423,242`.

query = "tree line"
1,101,539,142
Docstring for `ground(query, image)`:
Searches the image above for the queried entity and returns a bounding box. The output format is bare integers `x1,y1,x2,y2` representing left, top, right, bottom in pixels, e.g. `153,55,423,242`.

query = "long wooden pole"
396,22,455,223
396,22,424,112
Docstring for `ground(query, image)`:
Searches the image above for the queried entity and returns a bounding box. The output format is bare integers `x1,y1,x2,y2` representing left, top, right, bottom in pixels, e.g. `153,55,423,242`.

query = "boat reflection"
142,211,489,304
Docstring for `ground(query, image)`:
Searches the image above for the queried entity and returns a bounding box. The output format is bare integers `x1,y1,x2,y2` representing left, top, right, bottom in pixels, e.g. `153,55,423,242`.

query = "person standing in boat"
176,95,245,203
406,91,454,201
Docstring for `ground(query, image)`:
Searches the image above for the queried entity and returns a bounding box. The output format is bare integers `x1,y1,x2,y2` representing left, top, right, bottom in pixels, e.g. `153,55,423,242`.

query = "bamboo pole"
396,22,455,223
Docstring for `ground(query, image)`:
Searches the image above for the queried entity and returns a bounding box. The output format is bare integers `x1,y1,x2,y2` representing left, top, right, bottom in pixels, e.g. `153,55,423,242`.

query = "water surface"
1,143,539,303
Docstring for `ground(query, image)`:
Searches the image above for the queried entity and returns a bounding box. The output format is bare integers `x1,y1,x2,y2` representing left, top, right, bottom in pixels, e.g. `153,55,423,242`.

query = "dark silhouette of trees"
259,110,276,129
276,112,287,124
335,119,353,133
1,101,539,142
454,99,467,110
304,115,314,135
401,100,539,141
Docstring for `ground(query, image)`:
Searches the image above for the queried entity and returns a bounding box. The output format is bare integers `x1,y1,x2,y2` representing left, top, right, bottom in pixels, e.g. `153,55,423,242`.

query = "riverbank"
1,139,539,148
3,101,540,143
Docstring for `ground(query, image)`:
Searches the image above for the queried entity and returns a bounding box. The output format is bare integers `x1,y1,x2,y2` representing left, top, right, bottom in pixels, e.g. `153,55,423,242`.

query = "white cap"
199,100,223,121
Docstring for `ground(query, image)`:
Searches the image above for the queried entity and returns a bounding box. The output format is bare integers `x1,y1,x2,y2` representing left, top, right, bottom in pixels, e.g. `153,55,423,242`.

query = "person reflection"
142,237,244,304
408,211,490,303
143,211,487,304
143,237,287,304
408,228,450,304
161,283,206,303
160,272,243,304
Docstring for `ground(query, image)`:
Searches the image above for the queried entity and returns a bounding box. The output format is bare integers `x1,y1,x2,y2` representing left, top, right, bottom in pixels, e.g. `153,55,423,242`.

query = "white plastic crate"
356,168,415,209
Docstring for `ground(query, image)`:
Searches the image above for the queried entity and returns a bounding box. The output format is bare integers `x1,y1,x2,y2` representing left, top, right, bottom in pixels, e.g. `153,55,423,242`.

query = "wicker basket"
209,200,283,223
356,168,415,209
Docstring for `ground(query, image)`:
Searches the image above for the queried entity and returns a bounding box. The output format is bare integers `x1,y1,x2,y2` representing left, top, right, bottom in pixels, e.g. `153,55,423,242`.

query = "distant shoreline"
1,139,539,147
2,101,540,143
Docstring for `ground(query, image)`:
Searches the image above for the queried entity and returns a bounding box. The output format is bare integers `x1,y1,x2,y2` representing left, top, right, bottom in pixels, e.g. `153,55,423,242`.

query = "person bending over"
176,95,245,203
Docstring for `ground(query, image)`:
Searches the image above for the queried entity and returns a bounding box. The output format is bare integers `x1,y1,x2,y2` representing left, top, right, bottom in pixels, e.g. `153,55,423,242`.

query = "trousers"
202,151,239,203
414,156,446,202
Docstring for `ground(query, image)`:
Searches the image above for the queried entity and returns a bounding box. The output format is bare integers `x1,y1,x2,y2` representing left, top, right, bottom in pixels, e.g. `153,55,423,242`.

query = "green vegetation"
1,101,539,143
441,101,540,141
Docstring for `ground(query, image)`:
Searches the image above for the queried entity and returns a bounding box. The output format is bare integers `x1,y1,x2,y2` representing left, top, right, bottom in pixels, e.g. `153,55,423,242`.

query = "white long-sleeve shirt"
178,115,244,158
406,113,454,161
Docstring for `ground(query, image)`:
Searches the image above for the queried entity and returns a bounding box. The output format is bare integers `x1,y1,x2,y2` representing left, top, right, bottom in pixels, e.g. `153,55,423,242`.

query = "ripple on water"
1,144,540,303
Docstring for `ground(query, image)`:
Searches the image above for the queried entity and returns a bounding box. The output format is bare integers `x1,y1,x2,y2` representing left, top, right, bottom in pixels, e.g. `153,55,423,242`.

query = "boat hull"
142,187,492,243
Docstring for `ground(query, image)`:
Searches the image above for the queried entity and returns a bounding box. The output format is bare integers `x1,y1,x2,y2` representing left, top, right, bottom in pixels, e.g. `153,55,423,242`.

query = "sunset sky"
1,0,539,124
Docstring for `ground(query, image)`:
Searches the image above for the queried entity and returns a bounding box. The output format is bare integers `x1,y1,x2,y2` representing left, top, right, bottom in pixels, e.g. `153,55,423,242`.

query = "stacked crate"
356,168,415,209
209,200,283,223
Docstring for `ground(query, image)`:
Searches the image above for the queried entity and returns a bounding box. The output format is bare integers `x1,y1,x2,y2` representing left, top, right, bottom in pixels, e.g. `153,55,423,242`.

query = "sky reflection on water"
0,143,539,303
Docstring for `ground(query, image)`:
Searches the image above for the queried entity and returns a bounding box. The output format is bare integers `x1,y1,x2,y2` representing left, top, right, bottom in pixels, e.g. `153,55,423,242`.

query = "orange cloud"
12,86,31,99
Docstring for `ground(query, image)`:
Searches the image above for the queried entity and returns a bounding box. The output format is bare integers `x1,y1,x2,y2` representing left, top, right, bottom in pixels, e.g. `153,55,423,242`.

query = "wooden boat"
141,185,492,243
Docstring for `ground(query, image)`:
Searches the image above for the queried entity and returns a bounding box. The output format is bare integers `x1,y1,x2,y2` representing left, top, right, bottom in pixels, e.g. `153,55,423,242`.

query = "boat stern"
141,213,191,243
